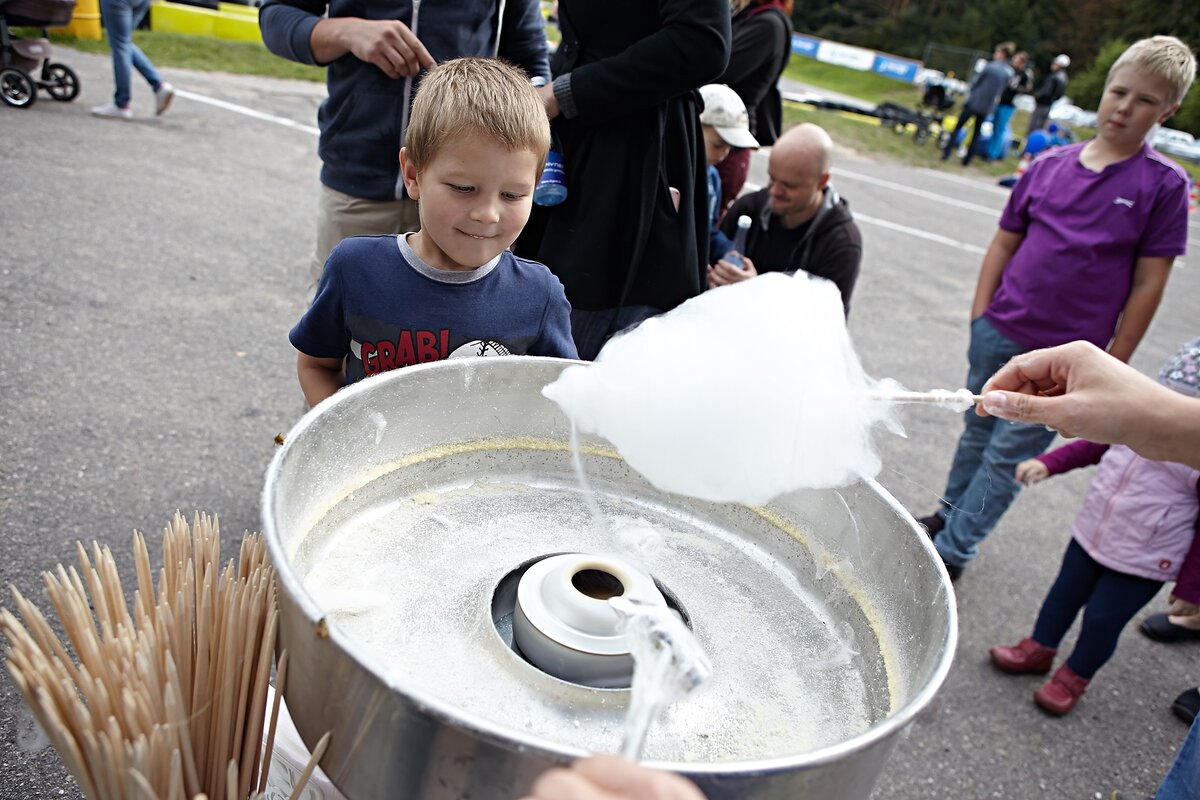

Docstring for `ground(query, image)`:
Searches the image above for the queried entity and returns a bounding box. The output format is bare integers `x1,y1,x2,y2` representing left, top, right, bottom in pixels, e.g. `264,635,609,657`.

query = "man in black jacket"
709,123,862,314
1026,53,1070,135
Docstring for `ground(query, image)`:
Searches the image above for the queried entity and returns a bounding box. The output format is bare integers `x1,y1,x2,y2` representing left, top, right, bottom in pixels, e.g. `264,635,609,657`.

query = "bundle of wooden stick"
2,511,329,800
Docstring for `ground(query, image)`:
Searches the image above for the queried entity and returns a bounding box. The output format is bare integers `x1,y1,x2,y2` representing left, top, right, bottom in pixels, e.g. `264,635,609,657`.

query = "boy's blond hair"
1107,36,1196,108
405,57,551,175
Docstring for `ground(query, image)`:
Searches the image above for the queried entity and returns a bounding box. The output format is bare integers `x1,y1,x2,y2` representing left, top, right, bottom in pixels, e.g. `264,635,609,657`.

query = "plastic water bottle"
724,215,752,269
531,77,568,207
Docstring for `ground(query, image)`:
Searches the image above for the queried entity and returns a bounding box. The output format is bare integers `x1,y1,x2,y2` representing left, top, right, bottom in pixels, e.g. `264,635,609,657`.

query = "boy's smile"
1096,66,1179,150
401,134,540,272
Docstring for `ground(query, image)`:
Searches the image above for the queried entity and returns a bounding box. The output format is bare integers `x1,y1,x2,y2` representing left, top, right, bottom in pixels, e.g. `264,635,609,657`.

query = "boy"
290,58,578,407
698,83,758,262
917,36,1195,581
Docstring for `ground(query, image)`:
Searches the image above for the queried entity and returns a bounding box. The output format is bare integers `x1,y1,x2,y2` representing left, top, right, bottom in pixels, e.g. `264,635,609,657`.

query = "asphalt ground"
2,50,1199,799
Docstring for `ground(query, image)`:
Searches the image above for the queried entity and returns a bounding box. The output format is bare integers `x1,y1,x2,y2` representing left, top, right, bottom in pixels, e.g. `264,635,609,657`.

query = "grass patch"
782,58,917,107
28,28,325,82
783,102,1016,178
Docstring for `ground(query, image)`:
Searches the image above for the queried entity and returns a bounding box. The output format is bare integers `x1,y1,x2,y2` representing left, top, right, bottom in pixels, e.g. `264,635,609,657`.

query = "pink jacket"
1037,440,1200,599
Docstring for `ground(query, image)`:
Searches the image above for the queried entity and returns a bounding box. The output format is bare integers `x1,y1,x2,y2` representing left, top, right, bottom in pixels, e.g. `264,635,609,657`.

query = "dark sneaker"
1173,687,1200,725
916,513,945,537
942,560,963,582
1141,613,1200,643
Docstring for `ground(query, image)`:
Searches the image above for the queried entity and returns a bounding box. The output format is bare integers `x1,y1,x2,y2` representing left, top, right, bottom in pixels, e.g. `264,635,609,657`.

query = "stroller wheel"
1,67,37,108
43,63,80,102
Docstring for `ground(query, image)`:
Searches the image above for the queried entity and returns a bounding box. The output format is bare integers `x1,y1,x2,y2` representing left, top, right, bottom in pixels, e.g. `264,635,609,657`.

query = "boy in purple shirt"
917,36,1195,581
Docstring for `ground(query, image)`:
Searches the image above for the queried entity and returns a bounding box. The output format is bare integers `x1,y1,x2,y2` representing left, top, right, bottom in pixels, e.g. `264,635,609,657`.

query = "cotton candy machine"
262,357,957,799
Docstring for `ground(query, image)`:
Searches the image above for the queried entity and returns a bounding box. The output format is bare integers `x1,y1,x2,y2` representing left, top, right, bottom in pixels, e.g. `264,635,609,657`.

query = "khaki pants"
312,185,422,284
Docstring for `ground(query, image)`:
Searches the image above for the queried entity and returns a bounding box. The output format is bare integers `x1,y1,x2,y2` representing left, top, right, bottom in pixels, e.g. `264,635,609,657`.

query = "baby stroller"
0,0,80,108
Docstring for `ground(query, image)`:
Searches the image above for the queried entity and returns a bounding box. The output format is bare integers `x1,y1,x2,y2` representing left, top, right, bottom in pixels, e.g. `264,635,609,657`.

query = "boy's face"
702,125,732,166
1097,66,1179,149
401,133,540,271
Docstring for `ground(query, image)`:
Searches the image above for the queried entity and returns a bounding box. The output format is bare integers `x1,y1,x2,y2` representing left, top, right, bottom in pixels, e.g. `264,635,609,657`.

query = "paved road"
2,50,1198,799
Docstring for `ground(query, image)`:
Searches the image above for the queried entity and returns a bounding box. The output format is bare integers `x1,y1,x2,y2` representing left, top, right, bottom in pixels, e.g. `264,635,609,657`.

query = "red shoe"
1034,664,1090,715
990,637,1056,674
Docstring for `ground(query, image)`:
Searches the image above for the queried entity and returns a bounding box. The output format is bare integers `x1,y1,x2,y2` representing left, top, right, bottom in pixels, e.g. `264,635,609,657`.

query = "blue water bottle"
531,77,568,207
724,215,752,269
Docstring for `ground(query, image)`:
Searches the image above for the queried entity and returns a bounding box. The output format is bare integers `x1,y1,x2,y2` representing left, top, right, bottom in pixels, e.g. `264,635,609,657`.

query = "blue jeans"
1031,540,1162,678
1157,717,1200,800
987,104,1016,160
100,0,162,107
570,305,662,361
933,317,1057,567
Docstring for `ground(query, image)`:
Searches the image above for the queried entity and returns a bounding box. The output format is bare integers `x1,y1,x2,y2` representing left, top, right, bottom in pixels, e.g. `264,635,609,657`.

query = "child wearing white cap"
698,84,759,262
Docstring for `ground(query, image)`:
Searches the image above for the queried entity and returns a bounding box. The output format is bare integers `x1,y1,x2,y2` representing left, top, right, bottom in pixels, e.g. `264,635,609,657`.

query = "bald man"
709,123,862,313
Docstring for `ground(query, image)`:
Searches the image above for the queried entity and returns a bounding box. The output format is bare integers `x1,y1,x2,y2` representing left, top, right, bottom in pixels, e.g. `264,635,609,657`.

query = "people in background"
942,42,1014,166
1027,53,1071,135
713,0,793,215
708,123,862,314
698,83,759,263
91,0,174,120
986,50,1032,161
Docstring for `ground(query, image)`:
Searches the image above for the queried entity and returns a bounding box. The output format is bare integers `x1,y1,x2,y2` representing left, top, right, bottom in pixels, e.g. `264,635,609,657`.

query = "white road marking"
175,88,321,136
832,168,1002,217
916,167,1013,196
854,212,987,256
741,182,987,255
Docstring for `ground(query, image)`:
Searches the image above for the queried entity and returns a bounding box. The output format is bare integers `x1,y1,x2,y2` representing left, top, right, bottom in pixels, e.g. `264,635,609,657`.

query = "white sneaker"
155,82,175,116
91,102,132,119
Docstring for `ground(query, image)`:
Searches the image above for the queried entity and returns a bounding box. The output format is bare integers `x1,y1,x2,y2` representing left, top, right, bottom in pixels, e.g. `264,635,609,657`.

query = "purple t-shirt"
984,141,1189,350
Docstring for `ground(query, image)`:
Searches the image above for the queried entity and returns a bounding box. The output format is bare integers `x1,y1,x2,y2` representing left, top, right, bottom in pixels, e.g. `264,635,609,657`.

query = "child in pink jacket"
989,337,1200,715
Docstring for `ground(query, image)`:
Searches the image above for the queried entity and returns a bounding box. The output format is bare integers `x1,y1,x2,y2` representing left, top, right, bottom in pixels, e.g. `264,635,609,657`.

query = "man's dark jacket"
721,185,863,314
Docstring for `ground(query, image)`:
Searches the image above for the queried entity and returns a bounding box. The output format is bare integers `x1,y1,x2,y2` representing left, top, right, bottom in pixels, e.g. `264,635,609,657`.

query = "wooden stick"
257,651,288,795
287,731,331,800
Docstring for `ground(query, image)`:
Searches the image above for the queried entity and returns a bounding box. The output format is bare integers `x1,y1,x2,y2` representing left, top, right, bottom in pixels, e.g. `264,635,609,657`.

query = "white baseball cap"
1053,54,1070,68
698,84,759,149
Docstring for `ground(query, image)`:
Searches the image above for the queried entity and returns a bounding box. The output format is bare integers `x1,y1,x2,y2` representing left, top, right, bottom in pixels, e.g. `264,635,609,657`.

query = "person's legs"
569,305,661,361
1064,566,1162,678
1031,539,1104,647
1155,717,1200,800
936,316,1026,519
962,112,987,165
313,186,422,284
125,0,163,90
99,0,134,107
1026,105,1049,136
935,417,1057,568
988,105,1015,160
942,110,974,159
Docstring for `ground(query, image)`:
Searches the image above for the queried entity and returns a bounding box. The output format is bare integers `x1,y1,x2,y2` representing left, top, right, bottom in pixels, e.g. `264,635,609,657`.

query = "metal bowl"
262,357,957,799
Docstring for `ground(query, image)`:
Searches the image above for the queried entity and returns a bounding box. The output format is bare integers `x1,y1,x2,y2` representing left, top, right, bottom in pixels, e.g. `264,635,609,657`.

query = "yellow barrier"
149,0,262,43
58,0,101,40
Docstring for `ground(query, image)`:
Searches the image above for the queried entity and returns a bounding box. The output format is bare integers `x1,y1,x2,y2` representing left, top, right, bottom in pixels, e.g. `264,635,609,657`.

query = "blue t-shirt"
291,234,578,385
707,164,735,262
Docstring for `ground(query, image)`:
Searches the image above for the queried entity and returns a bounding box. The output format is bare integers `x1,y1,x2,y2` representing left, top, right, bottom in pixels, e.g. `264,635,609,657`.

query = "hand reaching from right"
977,340,1200,470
